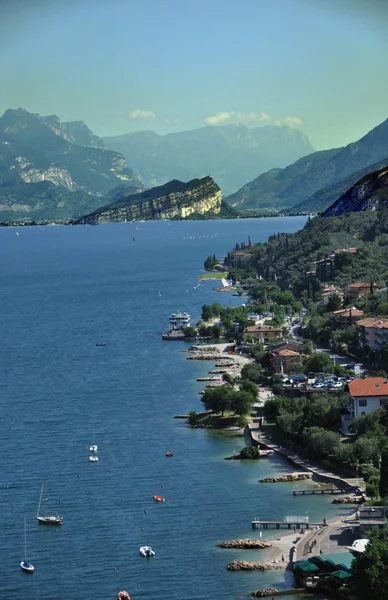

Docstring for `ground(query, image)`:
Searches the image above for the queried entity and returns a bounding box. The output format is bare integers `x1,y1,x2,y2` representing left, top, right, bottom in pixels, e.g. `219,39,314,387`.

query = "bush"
240,446,260,459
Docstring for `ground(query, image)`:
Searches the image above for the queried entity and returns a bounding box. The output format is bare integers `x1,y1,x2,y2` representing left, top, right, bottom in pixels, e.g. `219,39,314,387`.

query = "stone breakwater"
217,539,272,549
251,588,278,597
259,473,311,483
227,561,282,571
332,495,363,504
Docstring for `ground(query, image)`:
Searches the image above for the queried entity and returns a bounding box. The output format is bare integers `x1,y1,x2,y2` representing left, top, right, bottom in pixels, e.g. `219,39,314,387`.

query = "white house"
342,377,388,433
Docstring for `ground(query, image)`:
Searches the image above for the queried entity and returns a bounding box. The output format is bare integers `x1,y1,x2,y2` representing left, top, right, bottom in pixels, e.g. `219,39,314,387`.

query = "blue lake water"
0,217,338,600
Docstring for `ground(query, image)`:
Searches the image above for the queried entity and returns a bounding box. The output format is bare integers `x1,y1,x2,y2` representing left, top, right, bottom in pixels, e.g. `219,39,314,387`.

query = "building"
321,286,343,306
342,377,388,433
269,339,305,354
357,317,388,351
348,282,380,299
243,325,282,344
332,308,364,327
271,349,301,374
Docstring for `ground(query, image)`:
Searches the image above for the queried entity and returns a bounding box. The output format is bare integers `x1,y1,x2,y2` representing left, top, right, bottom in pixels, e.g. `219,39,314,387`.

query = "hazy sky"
0,0,387,149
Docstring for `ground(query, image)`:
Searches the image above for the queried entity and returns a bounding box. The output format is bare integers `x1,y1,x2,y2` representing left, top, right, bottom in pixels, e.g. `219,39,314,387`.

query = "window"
380,399,388,406
359,399,367,407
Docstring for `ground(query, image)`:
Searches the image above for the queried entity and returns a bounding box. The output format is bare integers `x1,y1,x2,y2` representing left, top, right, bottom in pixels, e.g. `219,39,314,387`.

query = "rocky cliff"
324,166,388,216
75,176,222,224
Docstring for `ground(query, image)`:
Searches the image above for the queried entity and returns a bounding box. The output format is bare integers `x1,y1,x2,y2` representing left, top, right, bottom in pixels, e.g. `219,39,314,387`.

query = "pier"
292,488,350,496
252,519,326,530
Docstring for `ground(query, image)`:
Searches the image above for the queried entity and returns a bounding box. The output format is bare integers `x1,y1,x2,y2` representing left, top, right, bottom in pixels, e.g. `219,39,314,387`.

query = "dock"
252,520,326,530
292,488,350,496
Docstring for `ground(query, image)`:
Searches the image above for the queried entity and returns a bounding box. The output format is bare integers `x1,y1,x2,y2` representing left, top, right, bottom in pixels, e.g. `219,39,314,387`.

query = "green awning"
310,552,354,573
294,560,320,573
331,570,353,580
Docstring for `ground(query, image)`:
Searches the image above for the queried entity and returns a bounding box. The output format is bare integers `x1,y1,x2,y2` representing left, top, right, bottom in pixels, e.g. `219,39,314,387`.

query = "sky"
0,0,387,150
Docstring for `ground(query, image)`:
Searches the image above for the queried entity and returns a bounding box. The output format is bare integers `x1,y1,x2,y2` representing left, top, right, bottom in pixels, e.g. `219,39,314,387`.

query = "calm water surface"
0,218,337,600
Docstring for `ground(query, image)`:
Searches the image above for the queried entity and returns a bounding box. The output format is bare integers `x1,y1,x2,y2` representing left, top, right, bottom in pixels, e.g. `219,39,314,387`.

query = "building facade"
357,317,388,351
342,377,388,433
243,325,282,344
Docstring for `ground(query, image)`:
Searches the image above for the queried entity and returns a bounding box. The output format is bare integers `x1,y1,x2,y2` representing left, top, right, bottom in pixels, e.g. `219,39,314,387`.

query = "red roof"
333,309,364,317
349,282,379,289
349,378,388,397
272,349,300,357
245,325,282,333
357,317,388,329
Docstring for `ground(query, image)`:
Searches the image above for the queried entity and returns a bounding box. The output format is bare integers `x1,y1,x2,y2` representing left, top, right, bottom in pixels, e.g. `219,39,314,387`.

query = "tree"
379,444,388,499
204,255,217,270
303,352,335,374
230,390,255,416
239,446,260,459
222,373,234,385
187,411,198,427
183,326,197,339
327,293,343,313
353,537,388,600
241,379,258,398
201,387,231,416
241,363,262,383
212,324,222,339
263,397,291,422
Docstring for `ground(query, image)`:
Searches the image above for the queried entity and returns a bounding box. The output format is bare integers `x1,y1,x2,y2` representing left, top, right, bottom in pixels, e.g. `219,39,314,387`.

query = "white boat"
89,455,99,463
20,517,34,573
139,545,155,557
37,480,63,525
89,423,98,453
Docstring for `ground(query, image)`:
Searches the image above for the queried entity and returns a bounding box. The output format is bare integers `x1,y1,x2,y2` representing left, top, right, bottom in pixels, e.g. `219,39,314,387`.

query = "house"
321,286,343,306
348,282,380,299
272,349,301,374
243,325,282,344
332,308,364,327
341,377,388,433
357,317,388,351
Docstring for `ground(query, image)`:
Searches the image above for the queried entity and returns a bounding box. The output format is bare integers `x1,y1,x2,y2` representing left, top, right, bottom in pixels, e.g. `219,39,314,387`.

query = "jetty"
251,516,327,530
292,488,350,496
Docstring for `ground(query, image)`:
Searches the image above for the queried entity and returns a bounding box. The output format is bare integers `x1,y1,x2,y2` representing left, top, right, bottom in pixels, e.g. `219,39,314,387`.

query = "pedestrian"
282,554,285,562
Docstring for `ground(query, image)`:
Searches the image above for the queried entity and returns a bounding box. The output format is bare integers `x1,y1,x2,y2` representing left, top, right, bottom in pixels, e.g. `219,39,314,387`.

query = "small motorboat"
89,455,99,463
165,452,173,457
153,495,165,502
117,591,130,600
139,546,155,557
89,444,98,453
96,343,106,347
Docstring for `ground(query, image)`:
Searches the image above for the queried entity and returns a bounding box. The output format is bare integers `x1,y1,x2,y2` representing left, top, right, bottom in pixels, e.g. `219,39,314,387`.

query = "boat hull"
153,495,165,502
37,516,63,525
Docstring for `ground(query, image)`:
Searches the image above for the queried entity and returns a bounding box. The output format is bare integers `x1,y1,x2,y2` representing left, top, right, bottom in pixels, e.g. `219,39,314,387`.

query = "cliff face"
75,176,222,224
324,166,388,216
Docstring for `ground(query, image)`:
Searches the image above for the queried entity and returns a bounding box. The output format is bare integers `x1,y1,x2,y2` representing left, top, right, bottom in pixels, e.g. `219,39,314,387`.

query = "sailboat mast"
24,516,27,561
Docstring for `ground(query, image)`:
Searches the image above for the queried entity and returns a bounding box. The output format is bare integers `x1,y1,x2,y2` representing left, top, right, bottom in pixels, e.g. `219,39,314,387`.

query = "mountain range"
324,166,388,216
227,118,388,213
103,124,315,197
0,108,143,221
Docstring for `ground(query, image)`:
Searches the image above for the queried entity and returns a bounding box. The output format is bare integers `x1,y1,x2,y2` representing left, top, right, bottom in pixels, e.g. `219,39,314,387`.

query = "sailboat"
20,517,34,573
37,480,63,525
89,423,98,453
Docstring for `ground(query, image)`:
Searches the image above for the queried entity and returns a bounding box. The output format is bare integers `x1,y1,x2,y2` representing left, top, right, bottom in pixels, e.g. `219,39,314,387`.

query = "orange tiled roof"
349,377,388,397
272,349,300,357
357,317,388,329
349,282,378,289
245,325,282,333
333,309,364,317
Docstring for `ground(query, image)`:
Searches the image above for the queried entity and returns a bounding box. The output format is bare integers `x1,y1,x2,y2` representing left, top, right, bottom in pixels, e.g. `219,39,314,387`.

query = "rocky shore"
218,539,272,549
259,473,312,483
332,495,364,504
227,561,282,571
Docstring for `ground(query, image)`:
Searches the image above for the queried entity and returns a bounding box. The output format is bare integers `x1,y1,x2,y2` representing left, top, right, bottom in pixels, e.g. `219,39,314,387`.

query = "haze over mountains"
103,124,315,197
0,106,388,223
227,118,388,213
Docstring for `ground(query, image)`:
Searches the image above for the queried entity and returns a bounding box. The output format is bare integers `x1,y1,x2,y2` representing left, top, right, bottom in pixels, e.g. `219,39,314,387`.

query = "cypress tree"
379,445,388,499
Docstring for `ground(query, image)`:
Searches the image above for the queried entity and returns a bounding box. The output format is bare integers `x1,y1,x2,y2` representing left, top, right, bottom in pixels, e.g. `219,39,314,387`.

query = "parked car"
312,382,325,389
291,374,308,383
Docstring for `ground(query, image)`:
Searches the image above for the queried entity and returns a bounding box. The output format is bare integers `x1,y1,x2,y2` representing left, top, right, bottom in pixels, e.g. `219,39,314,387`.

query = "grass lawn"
199,271,228,280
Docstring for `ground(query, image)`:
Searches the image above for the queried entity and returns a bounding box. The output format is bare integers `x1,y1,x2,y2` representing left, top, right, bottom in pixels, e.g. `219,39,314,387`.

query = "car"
291,374,308,383
312,382,325,389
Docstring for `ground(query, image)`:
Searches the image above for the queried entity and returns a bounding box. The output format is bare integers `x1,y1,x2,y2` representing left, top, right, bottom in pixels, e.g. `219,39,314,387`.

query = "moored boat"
117,591,130,600
139,546,155,557
37,480,63,525
20,517,34,573
153,495,165,502
165,451,173,457
89,455,99,463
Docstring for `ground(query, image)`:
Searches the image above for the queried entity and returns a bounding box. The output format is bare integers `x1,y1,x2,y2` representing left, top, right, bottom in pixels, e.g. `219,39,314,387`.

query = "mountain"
103,124,315,197
226,148,340,210
74,176,222,224
0,108,144,221
227,118,388,211
292,157,388,213
324,166,388,216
